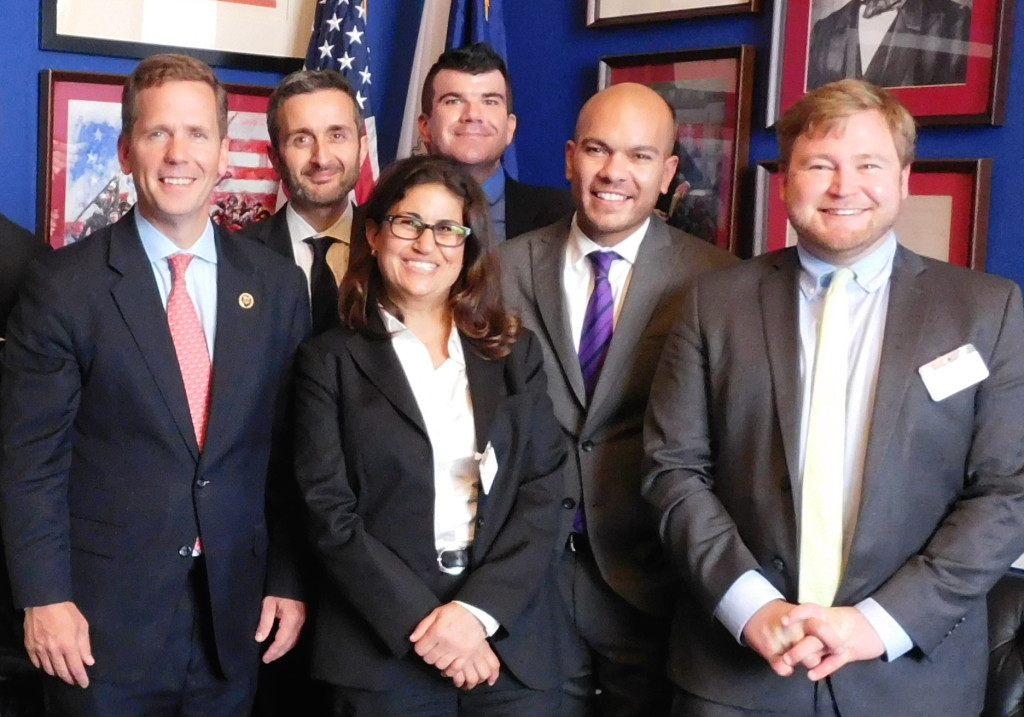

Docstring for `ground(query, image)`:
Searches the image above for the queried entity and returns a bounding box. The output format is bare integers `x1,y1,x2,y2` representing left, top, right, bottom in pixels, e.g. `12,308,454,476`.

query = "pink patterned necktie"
167,254,212,449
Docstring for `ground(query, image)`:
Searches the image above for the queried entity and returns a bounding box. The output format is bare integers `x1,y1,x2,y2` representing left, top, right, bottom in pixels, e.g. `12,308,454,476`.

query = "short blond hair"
777,79,916,167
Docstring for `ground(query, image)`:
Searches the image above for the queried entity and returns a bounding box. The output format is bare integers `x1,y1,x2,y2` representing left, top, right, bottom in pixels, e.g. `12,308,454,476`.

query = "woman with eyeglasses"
291,155,572,715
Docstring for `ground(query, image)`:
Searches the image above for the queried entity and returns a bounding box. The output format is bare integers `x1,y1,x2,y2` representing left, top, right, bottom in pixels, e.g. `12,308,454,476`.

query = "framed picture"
38,69,281,249
41,0,315,73
766,0,1014,126
587,0,760,26
751,158,991,268
598,46,754,254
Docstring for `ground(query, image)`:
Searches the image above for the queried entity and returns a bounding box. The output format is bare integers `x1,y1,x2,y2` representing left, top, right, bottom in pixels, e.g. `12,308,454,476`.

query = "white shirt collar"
566,214,649,269
378,306,465,368
285,201,353,245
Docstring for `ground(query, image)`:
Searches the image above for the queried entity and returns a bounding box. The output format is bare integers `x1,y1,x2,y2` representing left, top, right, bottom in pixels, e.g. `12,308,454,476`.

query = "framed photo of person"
37,70,281,249
767,0,1014,125
41,0,313,73
598,46,755,254
751,158,991,268
587,0,760,26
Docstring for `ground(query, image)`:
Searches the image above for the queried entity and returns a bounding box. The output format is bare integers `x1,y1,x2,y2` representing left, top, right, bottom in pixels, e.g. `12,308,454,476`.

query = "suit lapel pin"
238,292,254,309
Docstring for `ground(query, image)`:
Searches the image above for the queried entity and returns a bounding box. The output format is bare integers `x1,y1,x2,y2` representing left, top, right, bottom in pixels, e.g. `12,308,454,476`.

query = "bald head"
575,83,677,157
565,82,679,246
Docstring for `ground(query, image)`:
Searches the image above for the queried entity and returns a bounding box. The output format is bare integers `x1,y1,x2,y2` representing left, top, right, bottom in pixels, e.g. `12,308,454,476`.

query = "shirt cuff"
715,570,785,643
454,601,500,638
856,597,913,661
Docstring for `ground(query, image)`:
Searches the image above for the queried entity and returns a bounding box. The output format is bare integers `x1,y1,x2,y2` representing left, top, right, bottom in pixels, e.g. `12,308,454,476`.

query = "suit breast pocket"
69,515,122,559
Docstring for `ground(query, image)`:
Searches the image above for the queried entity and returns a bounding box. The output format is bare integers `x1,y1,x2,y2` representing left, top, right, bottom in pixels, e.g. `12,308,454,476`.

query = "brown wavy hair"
121,54,228,139
339,154,521,358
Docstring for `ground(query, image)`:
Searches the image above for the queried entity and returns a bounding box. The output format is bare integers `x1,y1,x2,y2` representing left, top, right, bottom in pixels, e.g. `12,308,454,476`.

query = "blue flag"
446,0,517,178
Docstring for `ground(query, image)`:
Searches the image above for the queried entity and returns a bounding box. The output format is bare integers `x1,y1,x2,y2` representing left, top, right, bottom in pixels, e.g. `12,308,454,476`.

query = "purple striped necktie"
574,250,621,534
579,250,621,402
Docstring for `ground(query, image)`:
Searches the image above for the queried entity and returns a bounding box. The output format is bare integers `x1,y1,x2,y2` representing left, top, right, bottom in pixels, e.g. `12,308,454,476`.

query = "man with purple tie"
498,82,735,716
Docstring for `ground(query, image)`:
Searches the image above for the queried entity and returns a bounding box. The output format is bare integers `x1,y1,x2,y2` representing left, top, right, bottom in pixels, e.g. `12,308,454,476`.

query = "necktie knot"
587,250,620,281
168,253,195,283
304,235,338,260
827,267,854,293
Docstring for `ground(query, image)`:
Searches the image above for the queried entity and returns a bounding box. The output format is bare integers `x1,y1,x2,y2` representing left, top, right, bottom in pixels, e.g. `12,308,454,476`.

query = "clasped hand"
742,600,884,681
410,602,500,690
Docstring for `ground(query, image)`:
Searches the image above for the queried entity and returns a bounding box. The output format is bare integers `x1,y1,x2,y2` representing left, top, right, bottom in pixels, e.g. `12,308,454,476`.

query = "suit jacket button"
562,498,576,510
581,440,594,452
178,545,192,557
195,479,210,488
477,516,485,526
772,558,785,572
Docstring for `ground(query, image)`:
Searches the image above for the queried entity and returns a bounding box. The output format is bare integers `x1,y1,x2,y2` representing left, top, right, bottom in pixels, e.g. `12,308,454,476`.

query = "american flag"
305,0,380,204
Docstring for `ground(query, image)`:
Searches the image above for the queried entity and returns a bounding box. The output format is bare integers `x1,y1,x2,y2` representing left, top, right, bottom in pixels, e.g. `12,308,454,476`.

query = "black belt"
437,547,470,575
566,532,591,554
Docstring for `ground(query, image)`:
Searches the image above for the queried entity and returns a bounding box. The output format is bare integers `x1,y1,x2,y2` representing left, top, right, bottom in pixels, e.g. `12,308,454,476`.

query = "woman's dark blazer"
293,321,572,691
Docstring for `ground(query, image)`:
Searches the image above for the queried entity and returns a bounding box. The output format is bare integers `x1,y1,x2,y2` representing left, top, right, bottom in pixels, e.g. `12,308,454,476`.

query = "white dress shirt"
285,202,353,295
380,309,498,636
716,234,913,661
563,214,649,351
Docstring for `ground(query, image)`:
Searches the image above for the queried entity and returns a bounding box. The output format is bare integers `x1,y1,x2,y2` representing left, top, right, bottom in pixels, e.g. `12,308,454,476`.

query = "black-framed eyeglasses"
384,213,471,247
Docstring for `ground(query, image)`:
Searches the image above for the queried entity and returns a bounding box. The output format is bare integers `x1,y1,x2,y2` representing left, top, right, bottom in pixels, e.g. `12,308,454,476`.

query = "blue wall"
2,0,1022,284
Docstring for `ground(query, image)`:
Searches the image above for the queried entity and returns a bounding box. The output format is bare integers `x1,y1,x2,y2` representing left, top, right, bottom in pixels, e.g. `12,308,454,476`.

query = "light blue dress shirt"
134,212,218,359
481,168,506,243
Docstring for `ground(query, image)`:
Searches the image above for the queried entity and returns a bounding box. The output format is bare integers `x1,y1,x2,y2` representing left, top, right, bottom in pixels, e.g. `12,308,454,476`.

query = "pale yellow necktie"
799,267,854,606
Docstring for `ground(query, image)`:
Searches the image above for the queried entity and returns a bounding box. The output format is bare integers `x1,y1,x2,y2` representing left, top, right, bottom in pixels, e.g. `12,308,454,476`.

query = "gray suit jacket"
644,246,1024,715
500,216,735,616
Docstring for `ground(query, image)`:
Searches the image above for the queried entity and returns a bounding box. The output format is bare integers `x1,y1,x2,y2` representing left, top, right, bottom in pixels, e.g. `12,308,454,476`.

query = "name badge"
477,442,498,495
918,343,989,402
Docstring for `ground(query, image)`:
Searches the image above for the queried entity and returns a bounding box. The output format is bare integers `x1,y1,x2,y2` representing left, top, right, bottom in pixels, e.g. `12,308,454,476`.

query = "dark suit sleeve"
642,280,761,614
264,275,311,601
452,331,567,633
872,283,1024,654
292,340,441,657
0,261,81,608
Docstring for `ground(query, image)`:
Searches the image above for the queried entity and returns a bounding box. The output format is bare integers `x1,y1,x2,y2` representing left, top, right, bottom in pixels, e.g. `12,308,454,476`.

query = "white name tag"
477,442,498,495
918,343,989,402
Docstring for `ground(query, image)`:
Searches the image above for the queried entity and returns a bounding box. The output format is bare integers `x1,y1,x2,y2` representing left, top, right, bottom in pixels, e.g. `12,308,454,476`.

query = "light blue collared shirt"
481,169,506,242
716,234,914,662
134,212,218,359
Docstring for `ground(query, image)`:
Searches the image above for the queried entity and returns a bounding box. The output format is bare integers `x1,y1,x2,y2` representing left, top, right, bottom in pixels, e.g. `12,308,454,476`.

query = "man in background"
644,79,1024,716
240,69,367,336
1,54,309,716
500,82,735,715
419,42,572,241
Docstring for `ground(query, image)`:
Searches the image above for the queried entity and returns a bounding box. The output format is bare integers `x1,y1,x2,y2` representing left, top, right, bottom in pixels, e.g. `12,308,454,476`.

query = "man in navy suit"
419,43,573,241
0,54,309,716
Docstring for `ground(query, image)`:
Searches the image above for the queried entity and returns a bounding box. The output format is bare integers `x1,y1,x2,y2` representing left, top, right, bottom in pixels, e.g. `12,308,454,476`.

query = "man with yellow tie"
643,79,1024,716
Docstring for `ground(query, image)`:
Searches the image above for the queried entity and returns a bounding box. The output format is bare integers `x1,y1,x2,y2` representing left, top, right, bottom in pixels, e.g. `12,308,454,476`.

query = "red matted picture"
767,0,1015,126
751,158,990,268
37,69,280,249
598,46,755,254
